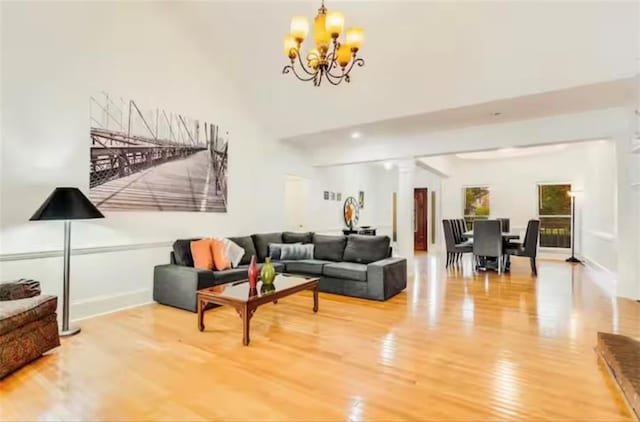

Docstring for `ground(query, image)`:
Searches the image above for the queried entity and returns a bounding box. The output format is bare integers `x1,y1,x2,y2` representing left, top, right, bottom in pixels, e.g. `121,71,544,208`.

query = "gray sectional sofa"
153,232,407,312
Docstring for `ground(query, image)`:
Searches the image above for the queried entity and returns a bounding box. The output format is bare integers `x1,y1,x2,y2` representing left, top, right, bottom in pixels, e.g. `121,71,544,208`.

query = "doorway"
414,188,428,251
284,175,310,231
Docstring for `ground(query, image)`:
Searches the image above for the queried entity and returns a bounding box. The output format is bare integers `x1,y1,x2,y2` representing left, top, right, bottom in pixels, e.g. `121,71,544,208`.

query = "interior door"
414,188,428,251
284,175,309,230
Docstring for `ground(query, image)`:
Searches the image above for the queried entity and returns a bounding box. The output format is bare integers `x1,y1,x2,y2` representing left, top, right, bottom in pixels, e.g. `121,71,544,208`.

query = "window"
463,186,490,230
537,183,571,248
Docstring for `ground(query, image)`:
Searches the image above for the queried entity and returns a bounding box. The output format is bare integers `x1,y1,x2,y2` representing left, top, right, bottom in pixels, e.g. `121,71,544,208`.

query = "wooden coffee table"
196,273,319,346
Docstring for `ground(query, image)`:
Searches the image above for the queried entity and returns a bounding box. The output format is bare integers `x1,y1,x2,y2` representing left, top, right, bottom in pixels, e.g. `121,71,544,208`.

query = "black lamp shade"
30,187,104,221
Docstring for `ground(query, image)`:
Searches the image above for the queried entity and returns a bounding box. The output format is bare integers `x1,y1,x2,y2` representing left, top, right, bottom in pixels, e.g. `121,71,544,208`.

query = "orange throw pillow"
191,239,214,270
211,238,231,271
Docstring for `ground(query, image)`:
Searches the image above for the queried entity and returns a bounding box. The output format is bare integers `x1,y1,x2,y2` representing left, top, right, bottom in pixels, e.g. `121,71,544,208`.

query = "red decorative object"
248,255,259,289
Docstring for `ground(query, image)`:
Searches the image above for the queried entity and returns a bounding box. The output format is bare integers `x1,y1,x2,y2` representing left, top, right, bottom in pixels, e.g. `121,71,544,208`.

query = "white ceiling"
453,144,570,160
282,77,637,147
178,1,638,140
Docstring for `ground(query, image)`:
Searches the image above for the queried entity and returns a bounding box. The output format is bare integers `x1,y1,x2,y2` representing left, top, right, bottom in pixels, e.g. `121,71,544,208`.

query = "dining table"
463,231,520,241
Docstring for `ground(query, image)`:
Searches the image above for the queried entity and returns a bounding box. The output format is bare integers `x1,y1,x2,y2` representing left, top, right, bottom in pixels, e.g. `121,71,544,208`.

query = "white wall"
0,2,312,319
582,141,618,272
440,141,617,271
309,162,443,252
310,163,397,237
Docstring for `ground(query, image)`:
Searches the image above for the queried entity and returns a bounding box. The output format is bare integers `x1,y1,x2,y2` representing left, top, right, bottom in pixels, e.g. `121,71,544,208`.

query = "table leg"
242,304,251,346
197,298,205,332
313,285,319,313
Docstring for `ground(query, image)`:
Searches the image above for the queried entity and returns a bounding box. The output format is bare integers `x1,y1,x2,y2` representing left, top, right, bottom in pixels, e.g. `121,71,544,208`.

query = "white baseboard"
581,255,617,296
582,254,616,276
71,288,153,322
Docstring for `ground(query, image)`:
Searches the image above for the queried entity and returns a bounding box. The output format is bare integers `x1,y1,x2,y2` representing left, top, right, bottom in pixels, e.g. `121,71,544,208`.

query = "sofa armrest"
366,258,407,300
153,265,216,312
0,279,41,301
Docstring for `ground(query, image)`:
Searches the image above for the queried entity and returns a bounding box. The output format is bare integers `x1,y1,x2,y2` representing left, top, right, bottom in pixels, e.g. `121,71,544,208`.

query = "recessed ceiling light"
492,112,502,116
499,147,517,153
383,162,393,170
351,131,362,139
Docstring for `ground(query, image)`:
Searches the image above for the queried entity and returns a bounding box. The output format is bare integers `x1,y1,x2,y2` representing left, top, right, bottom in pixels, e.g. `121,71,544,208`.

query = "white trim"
0,241,172,262
70,288,153,322
582,255,616,275
581,255,617,297
632,141,640,154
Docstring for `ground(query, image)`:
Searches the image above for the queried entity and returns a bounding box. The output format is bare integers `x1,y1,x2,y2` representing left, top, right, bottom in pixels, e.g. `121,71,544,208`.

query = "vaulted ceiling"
178,1,639,141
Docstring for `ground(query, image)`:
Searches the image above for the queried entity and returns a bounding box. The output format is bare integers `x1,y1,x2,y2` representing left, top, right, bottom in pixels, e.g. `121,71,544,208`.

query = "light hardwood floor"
2,255,639,421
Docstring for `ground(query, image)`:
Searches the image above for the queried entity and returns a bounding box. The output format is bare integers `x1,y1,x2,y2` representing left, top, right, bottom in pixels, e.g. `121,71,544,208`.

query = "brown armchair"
0,279,60,378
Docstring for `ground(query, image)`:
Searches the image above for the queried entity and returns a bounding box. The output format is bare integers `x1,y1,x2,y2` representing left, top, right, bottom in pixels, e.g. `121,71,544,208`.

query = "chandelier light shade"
290,16,309,42
282,0,365,87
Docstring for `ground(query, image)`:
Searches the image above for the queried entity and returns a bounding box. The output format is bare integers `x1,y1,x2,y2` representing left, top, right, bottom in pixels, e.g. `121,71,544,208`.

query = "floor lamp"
566,190,581,263
30,187,104,336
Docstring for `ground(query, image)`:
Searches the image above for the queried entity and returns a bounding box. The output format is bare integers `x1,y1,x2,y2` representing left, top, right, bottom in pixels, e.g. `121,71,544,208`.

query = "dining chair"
506,219,540,275
496,218,510,233
451,219,462,244
456,219,468,241
443,220,472,267
472,220,505,274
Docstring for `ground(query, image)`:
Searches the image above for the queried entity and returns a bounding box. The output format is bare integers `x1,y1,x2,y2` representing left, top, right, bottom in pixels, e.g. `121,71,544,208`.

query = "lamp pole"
61,220,81,336
566,193,581,263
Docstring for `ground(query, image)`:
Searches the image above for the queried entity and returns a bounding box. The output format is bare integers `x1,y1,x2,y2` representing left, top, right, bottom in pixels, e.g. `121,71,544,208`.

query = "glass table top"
198,273,318,302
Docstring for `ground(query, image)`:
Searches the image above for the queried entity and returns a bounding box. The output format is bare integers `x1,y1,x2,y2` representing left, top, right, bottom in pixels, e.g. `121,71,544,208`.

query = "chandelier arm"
323,71,346,86
325,68,345,79
326,54,365,79
326,39,340,73
342,56,365,75
295,50,317,76
286,64,318,82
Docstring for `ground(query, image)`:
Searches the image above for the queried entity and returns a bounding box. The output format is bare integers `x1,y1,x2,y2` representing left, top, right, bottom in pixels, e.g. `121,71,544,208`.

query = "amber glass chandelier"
282,0,365,87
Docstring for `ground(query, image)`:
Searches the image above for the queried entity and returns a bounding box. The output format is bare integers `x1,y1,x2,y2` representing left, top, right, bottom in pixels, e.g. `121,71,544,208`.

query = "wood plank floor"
2,255,639,421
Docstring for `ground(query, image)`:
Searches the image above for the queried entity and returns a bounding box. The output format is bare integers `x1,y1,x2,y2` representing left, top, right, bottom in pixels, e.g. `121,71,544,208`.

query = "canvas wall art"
89,92,228,212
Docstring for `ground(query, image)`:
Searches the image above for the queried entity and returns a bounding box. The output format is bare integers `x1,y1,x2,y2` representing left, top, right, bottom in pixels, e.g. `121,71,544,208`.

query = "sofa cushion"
313,234,347,262
237,262,285,273
343,235,391,264
251,233,283,262
323,262,368,282
283,231,314,244
172,238,201,267
0,295,58,336
211,268,249,285
280,244,314,260
228,236,257,265
283,259,333,275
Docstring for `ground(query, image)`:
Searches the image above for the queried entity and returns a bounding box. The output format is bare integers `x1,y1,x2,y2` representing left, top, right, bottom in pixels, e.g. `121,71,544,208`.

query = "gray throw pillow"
268,242,300,260
280,244,314,260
